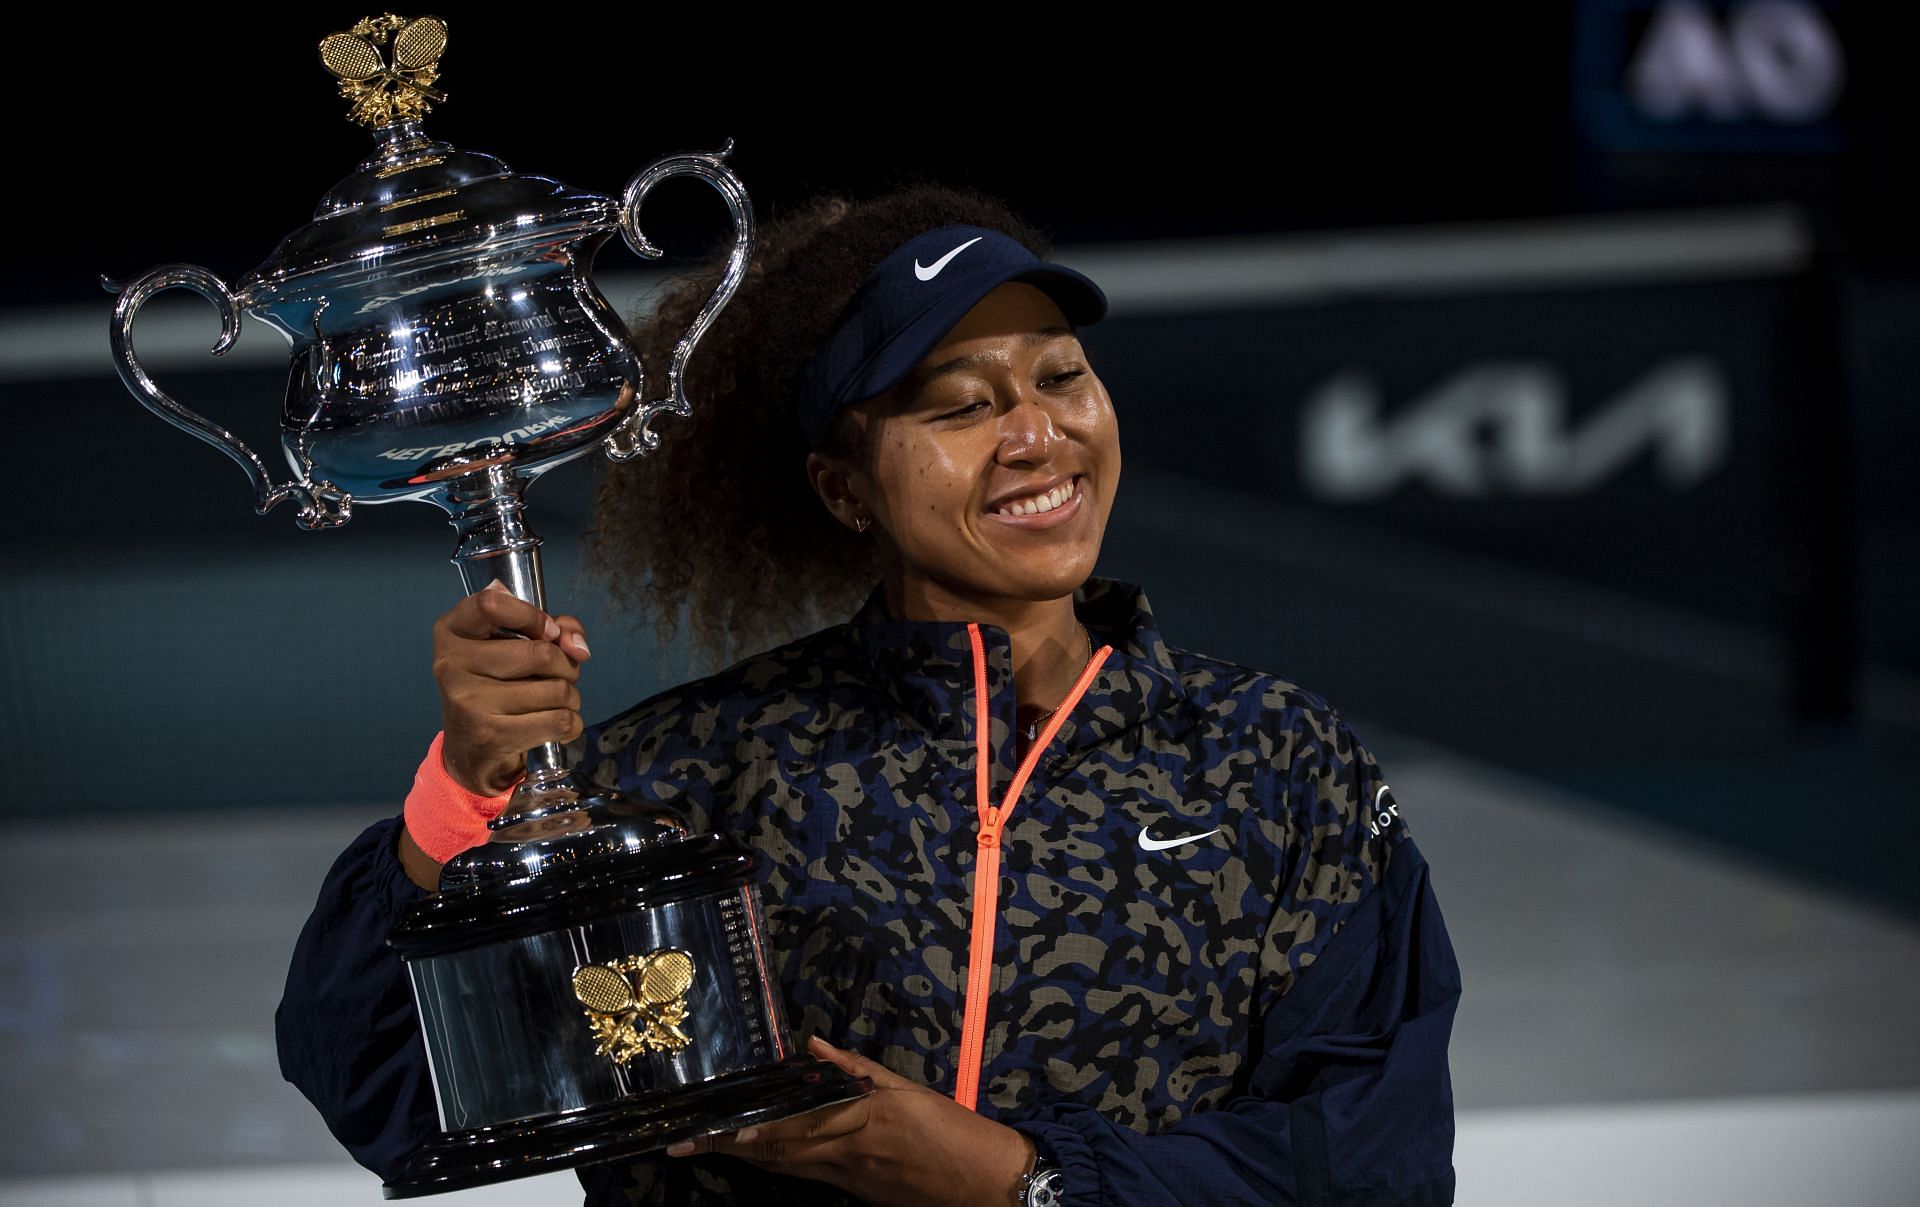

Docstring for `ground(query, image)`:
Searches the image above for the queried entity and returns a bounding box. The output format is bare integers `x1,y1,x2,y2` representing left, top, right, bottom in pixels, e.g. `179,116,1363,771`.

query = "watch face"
1025,1166,1064,1207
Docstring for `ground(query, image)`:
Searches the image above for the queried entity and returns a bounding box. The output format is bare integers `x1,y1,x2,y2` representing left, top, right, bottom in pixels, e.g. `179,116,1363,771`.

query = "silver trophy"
106,15,866,1197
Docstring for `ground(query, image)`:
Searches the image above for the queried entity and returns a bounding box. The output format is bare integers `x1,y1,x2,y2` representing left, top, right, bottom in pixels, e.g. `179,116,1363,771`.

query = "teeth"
998,480,1076,517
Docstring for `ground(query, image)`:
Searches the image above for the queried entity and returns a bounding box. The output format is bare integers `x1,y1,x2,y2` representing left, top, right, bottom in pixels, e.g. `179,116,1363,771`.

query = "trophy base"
383,1053,870,1198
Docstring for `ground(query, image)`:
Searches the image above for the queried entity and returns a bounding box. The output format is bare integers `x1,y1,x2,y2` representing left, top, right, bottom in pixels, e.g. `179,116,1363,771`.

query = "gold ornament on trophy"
573,950,698,1065
320,14,449,128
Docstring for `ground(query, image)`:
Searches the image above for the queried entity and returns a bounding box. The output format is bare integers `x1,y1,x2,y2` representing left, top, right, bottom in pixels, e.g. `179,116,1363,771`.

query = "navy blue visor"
795,225,1108,449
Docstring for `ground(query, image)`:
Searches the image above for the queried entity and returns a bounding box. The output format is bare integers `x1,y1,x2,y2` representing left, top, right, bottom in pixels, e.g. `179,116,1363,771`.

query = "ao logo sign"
1300,358,1729,500
1628,1,1844,124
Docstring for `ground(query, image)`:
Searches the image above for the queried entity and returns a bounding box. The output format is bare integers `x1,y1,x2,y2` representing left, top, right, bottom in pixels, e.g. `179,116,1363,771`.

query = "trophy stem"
442,464,568,787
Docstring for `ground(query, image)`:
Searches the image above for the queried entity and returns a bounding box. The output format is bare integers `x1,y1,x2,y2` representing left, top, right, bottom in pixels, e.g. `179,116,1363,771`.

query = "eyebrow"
908,326,1076,390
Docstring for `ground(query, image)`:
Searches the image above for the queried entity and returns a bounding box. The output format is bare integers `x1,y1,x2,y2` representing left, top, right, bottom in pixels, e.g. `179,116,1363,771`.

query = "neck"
886,576,1088,720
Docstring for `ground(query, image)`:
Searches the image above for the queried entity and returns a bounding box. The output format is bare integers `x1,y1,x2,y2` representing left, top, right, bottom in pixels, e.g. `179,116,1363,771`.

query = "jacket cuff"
359,814,431,925
401,730,519,864
1012,1120,1103,1204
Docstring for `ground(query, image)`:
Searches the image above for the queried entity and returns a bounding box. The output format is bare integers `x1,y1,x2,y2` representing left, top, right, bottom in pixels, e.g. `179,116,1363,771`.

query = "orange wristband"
402,731,520,863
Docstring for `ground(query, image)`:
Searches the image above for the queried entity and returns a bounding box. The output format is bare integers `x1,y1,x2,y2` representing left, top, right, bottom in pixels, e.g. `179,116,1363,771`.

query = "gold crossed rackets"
571,950,697,1064
319,15,449,128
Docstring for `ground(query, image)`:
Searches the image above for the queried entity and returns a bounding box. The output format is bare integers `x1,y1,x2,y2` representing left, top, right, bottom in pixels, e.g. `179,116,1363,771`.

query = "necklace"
1021,624,1095,745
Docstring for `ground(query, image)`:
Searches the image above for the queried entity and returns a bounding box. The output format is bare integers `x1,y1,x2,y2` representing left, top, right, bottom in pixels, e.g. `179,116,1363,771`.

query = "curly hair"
587,184,1050,663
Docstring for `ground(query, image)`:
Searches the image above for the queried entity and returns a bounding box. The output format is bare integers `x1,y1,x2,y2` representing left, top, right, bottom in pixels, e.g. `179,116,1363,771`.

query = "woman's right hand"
432,581,593,796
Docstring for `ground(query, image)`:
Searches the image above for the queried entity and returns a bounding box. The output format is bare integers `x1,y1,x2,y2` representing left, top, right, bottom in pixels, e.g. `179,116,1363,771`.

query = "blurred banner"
1078,206,1824,641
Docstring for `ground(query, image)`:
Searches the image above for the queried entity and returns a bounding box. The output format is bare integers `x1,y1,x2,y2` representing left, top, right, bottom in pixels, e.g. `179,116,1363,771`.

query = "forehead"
922,282,1074,362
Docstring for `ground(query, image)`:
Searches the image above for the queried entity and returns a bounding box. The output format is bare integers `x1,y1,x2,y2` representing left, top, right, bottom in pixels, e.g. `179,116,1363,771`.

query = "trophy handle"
604,140,756,462
104,265,353,529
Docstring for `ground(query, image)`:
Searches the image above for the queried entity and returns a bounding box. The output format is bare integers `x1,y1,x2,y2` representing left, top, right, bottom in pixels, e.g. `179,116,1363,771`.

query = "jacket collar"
848,578,1189,776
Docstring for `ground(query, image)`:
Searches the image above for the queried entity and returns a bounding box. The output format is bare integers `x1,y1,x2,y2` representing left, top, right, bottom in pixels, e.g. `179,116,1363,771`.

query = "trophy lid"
235,15,614,306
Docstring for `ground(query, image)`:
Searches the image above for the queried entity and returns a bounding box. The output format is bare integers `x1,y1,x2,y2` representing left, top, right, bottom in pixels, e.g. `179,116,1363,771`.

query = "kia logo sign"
1300,358,1730,500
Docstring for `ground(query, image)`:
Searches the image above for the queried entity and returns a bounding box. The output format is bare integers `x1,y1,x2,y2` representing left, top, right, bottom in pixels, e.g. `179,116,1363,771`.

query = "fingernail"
666,1141,694,1157
573,634,591,657
809,1035,836,1051
734,1127,758,1143
544,618,561,640
483,580,507,593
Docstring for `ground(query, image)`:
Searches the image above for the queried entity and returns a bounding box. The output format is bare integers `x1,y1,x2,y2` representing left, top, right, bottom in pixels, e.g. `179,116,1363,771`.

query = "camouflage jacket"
279,579,1459,1205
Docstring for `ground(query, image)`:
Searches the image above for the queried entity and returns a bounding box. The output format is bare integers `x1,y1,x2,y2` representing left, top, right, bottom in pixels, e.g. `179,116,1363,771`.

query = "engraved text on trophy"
320,291,614,423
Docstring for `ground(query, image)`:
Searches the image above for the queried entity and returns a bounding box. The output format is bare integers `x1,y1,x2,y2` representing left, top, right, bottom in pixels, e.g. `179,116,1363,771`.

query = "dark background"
7,2,1917,912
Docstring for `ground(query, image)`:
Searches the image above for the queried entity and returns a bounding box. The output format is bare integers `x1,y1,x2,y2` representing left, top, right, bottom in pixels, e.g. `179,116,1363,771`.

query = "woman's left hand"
667,1036,1034,1206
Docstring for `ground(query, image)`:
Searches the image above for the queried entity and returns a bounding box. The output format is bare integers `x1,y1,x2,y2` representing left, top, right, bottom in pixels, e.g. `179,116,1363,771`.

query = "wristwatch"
1016,1160,1064,1207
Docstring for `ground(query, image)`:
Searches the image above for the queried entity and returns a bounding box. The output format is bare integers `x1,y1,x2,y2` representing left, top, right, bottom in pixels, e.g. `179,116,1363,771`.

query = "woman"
278,186,1462,1206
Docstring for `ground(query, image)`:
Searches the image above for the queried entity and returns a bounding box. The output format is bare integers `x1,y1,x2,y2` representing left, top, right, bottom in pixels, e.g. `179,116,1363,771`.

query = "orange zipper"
951,622,1111,1111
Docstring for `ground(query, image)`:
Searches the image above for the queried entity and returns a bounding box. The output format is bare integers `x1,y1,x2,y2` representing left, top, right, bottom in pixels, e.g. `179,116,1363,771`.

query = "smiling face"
809,282,1121,618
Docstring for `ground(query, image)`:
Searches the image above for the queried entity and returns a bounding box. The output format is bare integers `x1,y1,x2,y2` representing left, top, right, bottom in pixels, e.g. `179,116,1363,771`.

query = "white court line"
1455,1090,1920,1207
22,207,1807,382
1061,205,1808,309
4,1093,1914,1207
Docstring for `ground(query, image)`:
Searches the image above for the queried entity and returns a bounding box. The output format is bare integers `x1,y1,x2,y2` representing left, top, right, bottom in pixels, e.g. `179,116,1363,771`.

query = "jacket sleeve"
1011,711,1462,1207
275,814,441,1181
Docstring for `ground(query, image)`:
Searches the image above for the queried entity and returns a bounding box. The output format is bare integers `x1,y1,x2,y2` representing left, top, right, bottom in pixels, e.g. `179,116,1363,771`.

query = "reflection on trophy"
106,15,868,1198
